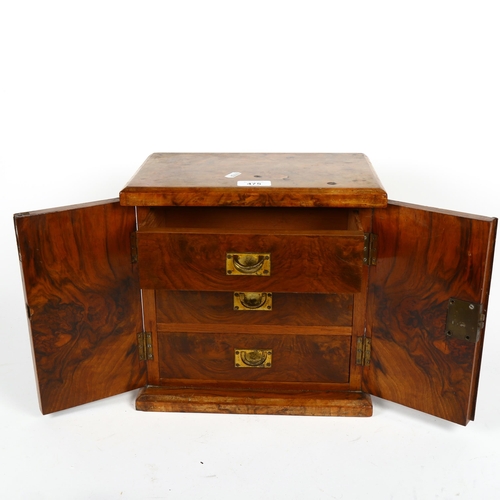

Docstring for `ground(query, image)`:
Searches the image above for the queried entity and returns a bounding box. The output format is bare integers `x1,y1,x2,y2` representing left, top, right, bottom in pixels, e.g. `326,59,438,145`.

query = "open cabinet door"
15,200,146,414
365,201,497,425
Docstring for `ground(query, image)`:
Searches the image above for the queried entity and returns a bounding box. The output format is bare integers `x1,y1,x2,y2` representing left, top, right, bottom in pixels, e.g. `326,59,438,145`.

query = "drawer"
157,332,351,384
137,206,364,293
137,231,364,293
155,290,353,332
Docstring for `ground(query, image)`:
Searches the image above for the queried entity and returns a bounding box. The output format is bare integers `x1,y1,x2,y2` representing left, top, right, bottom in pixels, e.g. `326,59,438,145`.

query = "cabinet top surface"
120,153,387,208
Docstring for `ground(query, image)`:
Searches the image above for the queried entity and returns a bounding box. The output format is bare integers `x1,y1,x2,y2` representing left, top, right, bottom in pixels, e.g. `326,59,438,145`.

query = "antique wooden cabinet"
14,153,497,425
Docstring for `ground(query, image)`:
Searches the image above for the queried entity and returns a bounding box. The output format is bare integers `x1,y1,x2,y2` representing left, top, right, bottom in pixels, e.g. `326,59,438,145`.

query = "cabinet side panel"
365,201,497,425
15,200,146,414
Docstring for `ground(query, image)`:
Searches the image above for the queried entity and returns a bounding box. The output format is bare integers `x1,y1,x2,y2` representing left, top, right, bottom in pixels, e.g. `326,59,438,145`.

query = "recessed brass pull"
235,349,272,368
226,253,271,276
234,292,272,311
233,254,265,274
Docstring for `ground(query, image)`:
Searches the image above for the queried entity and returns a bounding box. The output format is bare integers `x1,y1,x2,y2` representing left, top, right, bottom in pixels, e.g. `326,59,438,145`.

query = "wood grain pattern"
136,386,373,416
119,153,387,208
158,332,351,384
137,231,364,293
155,291,353,328
14,200,146,414
364,201,497,425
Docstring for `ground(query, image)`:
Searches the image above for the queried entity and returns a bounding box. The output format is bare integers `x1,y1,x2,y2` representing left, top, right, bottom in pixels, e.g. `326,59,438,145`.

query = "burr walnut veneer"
15,154,497,425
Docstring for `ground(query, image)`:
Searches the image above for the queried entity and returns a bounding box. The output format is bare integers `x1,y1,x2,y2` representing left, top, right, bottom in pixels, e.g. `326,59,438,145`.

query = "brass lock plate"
445,298,485,343
226,253,271,276
235,349,273,368
234,292,272,311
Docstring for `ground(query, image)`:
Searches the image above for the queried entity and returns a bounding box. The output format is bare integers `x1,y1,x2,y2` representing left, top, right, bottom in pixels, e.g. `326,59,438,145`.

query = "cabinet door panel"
15,200,146,414
365,201,497,425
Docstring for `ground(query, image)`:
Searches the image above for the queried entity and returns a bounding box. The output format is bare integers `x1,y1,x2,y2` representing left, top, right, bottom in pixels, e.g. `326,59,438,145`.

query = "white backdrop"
1,2,499,499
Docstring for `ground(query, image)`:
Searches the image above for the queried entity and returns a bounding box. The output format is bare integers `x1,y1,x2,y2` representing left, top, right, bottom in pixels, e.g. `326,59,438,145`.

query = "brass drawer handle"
235,349,272,368
234,292,272,311
226,253,271,276
233,254,265,274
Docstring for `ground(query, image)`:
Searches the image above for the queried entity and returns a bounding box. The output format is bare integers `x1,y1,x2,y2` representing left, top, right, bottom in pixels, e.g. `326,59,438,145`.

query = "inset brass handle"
233,254,265,274
226,253,271,276
235,349,272,368
234,292,272,311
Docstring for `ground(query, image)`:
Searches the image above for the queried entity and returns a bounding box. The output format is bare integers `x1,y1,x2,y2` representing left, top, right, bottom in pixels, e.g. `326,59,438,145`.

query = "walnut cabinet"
14,154,497,425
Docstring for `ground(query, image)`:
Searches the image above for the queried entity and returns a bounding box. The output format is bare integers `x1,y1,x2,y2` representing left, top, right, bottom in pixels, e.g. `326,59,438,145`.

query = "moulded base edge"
135,385,373,417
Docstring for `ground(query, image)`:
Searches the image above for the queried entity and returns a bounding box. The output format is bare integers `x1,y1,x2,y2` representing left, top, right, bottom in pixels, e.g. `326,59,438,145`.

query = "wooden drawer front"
157,333,351,384
137,232,364,293
156,290,353,331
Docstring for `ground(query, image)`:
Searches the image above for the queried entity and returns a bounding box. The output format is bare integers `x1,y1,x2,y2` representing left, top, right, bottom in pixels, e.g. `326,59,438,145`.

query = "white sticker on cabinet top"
237,180,272,187
225,172,242,178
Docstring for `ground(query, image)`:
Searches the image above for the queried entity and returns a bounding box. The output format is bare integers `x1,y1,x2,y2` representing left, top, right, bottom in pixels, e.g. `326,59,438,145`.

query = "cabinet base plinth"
135,386,373,417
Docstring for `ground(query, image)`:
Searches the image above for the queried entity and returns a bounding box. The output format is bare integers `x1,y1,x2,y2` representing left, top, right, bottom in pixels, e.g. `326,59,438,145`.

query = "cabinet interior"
138,206,363,233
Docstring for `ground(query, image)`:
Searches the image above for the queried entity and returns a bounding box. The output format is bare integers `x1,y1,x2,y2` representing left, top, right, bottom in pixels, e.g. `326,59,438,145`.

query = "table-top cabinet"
14,153,497,425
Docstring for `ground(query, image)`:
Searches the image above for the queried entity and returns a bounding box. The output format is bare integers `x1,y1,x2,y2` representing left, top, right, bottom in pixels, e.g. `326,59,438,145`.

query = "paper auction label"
237,180,272,187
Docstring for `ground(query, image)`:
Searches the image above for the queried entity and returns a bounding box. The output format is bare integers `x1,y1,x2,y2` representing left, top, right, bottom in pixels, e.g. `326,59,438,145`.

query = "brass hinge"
137,332,154,361
130,231,138,264
356,337,371,366
363,233,378,266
